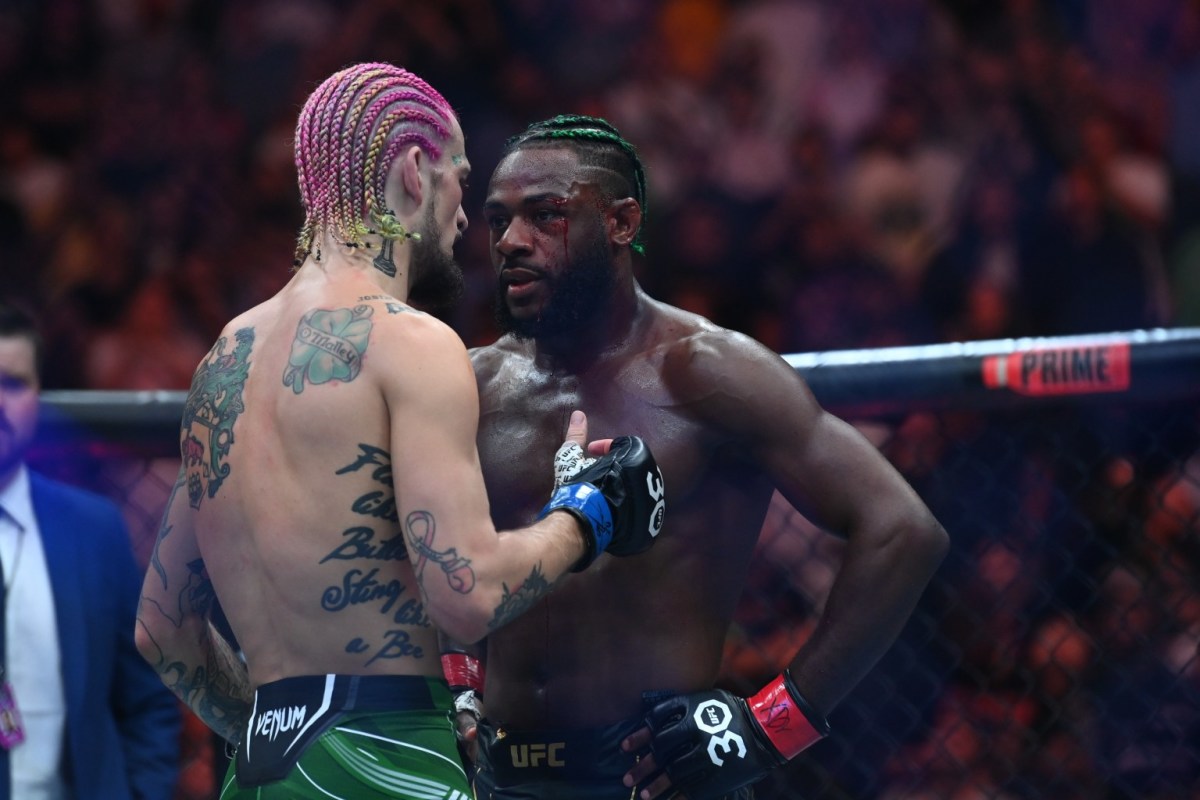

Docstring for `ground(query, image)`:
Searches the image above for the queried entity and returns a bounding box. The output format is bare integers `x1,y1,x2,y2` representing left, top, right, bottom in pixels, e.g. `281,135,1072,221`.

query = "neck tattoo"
373,238,397,277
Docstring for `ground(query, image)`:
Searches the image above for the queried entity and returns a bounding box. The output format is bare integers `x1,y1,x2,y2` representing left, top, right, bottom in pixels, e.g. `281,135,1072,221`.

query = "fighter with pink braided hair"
136,63,668,799
292,62,464,294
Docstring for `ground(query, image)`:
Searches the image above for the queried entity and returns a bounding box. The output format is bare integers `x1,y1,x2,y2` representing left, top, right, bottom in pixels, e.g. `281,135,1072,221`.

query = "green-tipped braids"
502,115,648,255
292,62,456,266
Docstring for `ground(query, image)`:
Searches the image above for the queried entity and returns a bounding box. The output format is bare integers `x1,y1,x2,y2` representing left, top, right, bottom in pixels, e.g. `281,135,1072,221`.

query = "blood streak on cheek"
552,197,569,256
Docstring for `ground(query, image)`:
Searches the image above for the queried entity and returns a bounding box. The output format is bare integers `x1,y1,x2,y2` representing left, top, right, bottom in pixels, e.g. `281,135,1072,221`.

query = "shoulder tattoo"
182,327,254,508
283,305,374,394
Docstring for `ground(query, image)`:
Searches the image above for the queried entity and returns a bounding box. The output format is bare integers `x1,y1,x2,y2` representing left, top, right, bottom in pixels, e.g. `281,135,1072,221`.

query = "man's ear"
384,145,426,214
608,197,643,247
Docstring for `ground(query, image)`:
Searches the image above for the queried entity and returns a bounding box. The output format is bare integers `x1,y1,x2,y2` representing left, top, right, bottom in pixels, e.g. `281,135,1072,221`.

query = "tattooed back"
178,269,456,686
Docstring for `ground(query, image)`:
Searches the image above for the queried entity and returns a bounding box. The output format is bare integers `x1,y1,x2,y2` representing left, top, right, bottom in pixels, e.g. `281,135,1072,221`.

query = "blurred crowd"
3,0,1199,391
4,1,1199,798
720,400,1200,798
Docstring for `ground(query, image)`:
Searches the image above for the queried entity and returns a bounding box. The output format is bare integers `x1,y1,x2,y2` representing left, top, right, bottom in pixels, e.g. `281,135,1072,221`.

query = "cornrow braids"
503,115,649,254
292,62,456,266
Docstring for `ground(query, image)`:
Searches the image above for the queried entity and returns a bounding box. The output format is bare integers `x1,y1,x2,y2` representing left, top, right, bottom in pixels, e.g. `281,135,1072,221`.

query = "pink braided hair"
293,62,455,266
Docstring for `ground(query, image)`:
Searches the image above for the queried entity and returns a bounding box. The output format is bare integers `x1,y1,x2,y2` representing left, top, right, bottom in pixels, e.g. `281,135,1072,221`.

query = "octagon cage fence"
36,328,1200,800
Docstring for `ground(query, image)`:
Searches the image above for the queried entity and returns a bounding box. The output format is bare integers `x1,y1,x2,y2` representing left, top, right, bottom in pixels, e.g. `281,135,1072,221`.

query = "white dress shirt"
0,465,67,800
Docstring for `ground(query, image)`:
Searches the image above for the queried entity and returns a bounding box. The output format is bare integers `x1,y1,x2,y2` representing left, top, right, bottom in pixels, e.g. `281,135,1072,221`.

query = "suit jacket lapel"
28,475,86,721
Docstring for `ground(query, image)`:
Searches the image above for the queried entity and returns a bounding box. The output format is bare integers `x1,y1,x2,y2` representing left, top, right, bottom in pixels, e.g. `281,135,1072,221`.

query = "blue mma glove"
539,436,666,570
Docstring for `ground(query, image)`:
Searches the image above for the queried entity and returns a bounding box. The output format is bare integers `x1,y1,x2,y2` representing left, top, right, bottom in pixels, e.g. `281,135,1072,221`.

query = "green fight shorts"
220,674,471,799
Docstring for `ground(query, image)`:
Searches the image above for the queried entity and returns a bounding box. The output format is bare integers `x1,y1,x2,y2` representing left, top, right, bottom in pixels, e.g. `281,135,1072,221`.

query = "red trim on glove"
748,673,826,759
441,654,485,694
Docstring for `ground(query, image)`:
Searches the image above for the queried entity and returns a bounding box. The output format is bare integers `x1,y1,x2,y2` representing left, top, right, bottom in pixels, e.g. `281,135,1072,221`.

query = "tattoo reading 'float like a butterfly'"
182,328,254,508
283,305,373,394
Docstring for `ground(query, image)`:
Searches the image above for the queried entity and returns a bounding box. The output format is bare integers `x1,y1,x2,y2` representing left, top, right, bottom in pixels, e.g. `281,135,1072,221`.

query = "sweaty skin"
133,115,599,744
470,144,948,743
474,314,785,725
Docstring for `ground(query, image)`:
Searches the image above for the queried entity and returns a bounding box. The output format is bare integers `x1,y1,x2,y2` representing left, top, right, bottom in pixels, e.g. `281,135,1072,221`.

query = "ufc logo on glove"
694,699,747,766
640,671,830,797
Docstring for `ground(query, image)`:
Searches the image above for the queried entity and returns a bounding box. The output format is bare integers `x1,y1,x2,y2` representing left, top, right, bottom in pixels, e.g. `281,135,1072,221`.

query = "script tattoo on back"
181,327,254,508
334,444,398,522
283,305,373,394
325,444,431,666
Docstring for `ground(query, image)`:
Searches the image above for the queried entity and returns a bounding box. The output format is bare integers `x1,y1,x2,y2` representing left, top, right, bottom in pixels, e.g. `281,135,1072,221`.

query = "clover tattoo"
283,305,374,393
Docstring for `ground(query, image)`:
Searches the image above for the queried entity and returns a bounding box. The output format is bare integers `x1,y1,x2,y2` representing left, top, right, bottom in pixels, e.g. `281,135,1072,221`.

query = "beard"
407,203,465,314
493,227,616,341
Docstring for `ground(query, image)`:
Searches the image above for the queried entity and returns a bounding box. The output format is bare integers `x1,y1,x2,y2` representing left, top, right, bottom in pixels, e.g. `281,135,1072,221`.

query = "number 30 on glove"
626,671,829,799
539,436,666,570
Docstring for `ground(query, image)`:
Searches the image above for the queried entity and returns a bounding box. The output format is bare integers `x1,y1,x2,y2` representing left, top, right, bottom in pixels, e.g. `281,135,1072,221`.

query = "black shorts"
472,709,755,800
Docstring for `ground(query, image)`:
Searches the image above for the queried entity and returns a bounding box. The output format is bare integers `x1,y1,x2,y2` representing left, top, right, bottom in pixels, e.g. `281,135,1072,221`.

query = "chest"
476,367,714,528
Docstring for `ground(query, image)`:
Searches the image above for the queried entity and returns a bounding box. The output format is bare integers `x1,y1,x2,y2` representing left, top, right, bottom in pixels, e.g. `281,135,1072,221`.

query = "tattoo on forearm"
182,327,254,508
140,558,215,628
137,560,250,742
405,510,476,594
149,471,187,590
157,627,251,742
488,564,555,631
283,305,373,394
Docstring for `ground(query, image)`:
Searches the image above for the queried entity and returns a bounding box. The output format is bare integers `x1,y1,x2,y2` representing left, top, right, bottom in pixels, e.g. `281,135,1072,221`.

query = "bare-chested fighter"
133,70,664,800
450,115,949,800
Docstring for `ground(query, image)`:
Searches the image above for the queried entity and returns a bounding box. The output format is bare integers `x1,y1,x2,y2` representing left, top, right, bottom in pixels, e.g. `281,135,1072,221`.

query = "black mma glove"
641,671,829,799
539,436,666,571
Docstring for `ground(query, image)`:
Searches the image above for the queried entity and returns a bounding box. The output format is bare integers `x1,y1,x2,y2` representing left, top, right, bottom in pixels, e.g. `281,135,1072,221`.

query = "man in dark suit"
0,301,181,799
